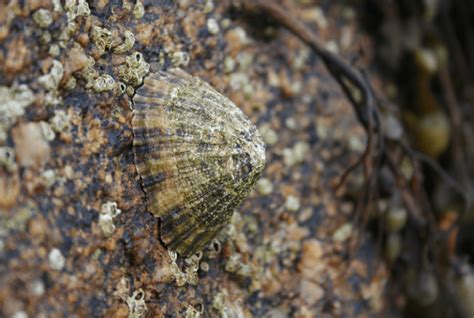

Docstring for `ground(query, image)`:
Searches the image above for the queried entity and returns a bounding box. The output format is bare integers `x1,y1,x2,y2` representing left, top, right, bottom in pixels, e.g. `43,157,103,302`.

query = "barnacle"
132,68,265,256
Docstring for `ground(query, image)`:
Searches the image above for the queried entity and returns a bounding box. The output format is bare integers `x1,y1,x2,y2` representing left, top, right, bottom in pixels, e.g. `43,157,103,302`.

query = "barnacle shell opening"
132,68,266,256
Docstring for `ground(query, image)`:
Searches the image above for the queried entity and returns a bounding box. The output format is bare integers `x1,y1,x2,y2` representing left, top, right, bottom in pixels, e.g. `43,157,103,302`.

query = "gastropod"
132,68,266,256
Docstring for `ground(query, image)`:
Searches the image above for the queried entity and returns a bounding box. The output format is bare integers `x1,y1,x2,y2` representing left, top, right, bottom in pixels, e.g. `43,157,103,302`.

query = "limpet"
132,68,265,256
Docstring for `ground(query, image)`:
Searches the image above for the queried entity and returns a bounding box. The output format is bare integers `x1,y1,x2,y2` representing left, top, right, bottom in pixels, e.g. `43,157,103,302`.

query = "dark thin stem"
240,1,470,315
247,0,378,132
246,0,384,221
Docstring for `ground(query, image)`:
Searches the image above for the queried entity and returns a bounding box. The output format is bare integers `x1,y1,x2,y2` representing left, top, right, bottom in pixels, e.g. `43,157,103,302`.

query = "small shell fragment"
132,68,265,256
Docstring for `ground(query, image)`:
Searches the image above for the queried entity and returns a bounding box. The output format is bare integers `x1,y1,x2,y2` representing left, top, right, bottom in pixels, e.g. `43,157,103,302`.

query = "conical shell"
132,68,265,256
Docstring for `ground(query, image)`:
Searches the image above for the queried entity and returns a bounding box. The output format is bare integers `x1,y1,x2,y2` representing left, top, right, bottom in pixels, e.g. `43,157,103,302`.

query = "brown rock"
0,170,20,209
62,47,90,84
12,122,51,169
298,239,325,279
4,36,30,79
299,280,325,305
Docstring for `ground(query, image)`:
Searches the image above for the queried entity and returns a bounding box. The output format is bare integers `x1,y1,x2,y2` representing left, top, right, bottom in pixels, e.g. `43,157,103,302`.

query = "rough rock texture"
0,0,387,317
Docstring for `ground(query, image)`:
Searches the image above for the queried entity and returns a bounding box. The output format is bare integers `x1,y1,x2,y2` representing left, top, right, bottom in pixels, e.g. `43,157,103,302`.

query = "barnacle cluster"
50,110,71,134
118,52,150,87
98,201,122,237
38,60,64,106
65,0,91,21
211,291,245,317
113,31,135,54
167,250,202,287
0,85,35,143
184,304,203,318
93,74,116,93
126,289,147,318
0,147,16,173
91,26,113,52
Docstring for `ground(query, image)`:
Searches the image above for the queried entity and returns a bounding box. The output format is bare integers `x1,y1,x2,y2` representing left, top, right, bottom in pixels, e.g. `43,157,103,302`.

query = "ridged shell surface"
132,68,266,256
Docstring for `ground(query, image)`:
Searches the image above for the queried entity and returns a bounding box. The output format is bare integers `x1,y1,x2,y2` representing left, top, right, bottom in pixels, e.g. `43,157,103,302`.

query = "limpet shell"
132,68,265,256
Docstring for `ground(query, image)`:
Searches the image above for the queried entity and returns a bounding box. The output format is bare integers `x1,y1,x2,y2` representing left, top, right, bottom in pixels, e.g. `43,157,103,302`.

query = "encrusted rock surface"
0,0,386,316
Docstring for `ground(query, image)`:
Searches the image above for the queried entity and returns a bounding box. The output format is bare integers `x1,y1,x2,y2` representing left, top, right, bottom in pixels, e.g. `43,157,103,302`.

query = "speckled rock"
0,0,390,317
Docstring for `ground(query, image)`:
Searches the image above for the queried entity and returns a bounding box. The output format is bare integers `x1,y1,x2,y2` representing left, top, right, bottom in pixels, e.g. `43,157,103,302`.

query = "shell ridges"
132,68,265,256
